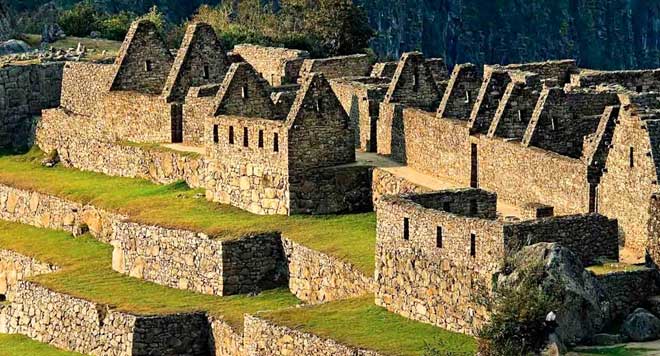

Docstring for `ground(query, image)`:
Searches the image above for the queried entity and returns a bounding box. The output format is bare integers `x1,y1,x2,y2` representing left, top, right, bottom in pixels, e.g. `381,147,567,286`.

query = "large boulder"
0,40,30,56
621,308,660,342
498,243,610,347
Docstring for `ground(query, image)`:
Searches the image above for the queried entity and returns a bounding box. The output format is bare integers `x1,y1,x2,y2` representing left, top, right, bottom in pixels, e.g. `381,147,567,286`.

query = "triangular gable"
285,73,354,168
110,19,173,94
163,22,229,102
383,52,441,111
214,62,275,118
436,63,481,120
523,88,619,158
468,67,511,134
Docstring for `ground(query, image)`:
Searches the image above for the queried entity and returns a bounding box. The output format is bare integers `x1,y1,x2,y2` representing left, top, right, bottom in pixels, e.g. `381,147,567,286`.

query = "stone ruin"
6,16,660,353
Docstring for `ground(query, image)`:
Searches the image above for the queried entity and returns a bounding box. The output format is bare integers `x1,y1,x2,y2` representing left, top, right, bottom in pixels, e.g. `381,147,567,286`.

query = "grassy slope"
0,221,474,356
0,150,376,274
0,334,85,356
0,220,298,330
21,34,121,62
260,297,477,356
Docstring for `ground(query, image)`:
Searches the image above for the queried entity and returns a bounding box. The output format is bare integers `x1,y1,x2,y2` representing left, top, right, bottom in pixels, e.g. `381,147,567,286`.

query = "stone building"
231,44,310,86
43,20,230,145
375,188,618,334
201,62,372,215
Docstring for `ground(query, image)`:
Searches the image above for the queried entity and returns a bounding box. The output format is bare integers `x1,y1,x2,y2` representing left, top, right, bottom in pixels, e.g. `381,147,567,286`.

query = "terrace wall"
37,109,207,188
209,316,245,356
282,238,373,304
0,63,63,149
0,249,57,295
0,281,210,356
112,222,285,296
0,184,120,243
244,315,382,356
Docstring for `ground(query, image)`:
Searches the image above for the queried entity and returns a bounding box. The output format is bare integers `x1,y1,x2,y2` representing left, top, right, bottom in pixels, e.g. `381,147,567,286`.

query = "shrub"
478,262,560,356
97,11,134,41
58,1,100,37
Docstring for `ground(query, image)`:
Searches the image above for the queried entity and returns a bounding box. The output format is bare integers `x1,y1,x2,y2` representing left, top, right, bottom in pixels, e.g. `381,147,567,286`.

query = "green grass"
0,220,299,330
587,263,648,275
259,296,477,356
0,149,376,274
575,346,649,355
20,34,121,62
0,334,85,356
119,141,202,158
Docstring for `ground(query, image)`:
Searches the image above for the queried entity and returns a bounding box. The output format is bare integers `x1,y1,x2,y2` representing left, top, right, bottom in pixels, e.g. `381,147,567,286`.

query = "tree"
303,0,374,56
58,1,100,37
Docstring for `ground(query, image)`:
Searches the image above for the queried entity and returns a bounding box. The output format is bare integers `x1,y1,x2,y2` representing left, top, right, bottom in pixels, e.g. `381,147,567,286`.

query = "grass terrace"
0,334,85,356
0,220,299,329
259,297,477,356
0,149,376,274
0,214,474,355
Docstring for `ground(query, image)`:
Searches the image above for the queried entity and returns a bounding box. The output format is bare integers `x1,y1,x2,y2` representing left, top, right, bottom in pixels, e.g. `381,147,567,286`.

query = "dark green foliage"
478,261,560,356
57,1,99,37
192,0,374,57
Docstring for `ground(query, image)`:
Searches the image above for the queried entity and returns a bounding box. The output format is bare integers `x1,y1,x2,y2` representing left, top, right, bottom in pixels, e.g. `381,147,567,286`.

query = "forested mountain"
359,0,660,69
7,0,660,70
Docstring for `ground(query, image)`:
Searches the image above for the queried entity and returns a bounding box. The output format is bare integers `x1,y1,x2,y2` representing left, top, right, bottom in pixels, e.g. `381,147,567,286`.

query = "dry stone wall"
112,221,285,296
289,165,373,215
0,63,63,149
282,238,373,303
403,109,472,186
375,194,503,334
571,69,660,92
476,136,592,216
205,116,290,215
522,88,619,158
0,184,120,243
59,62,115,116
371,167,433,206
437,63,481,120
329,77,389,151
209,316,244,356
299,54,372,79
600,97,659,255
0,281,211,356
38,110,207,188
110,20,174,94
244,315,382,356
595,269,660,322
162,22,229,102
503,214,619,266
0,249,57,295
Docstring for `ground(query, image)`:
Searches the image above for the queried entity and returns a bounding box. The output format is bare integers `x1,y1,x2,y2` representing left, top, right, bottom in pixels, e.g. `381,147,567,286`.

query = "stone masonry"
0,63,63,149
375,189,619,334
